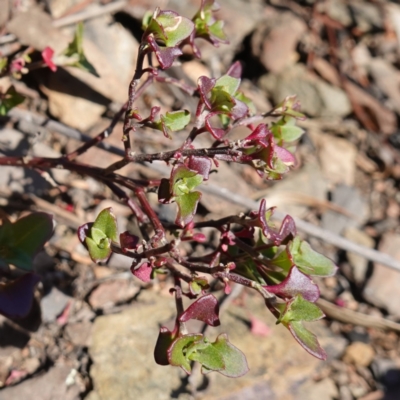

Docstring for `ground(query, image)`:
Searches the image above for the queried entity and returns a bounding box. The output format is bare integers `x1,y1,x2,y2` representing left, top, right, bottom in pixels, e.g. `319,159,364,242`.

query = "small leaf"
209,334,249,377
62,22,99,77
264,266,320,303
120,231,139,252
189,276,209,296
0,212,54,271
85,237,111,263
154,325,179,365
131,262,152,283
168,334,203,374
83,208,118,263
91,208,118,242
0,86,25,116
179,293,220,326
290,237,337,276
161,110,191,134
147,34,183,69
187,340,225,372
187,156,212,180
278,295,324,325
175,191,201,227
0,273,40,318
214,75,240,96
156,11,195,47
288,321,327,360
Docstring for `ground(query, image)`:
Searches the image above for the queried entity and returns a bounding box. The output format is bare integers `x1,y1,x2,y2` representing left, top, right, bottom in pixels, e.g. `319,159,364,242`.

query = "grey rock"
322,185,369,235
364,233,400,317
259,64,351,118
41,287,72,323
343,227,374,285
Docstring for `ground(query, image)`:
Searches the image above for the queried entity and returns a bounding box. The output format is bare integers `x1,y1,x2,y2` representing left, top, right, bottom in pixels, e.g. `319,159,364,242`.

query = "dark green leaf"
0,86,25,116
0,212,53,271
0,273,40,318
62,22,99,77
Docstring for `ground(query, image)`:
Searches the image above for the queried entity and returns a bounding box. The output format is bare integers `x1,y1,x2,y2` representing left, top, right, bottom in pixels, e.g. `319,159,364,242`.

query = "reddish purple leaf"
120,231,139,251
258,199,297,245
131,262,152,283
187,156,212,180
263,266,320,302
226,61,242,78
179,293,220,326
197,76,216,109
0,273,40,318
147,35,182,69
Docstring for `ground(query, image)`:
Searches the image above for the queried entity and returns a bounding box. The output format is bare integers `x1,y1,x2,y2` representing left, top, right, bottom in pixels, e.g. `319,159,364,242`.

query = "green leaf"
85,208,118,263
168,334,203,374
0,212,53,271
91,208,118,242
173,166,203,196
161,110,191,132
144,10,194,48
208,334,249,377
187,340,225,372
62,22,99,77
271,118,304,144
0,58,7,73
175,191,202,227
208,19,227,41
157,12,195,47
215,75,240,96
278,294,324,325
289,237,337,276
0,86,25,116
288,321,327,360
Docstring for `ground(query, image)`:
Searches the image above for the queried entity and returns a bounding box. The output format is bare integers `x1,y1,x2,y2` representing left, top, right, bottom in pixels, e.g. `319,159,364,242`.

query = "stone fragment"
41,287,72,323
343,342,375,367
88,280,139,311
364,233,400,317
344,227,374,285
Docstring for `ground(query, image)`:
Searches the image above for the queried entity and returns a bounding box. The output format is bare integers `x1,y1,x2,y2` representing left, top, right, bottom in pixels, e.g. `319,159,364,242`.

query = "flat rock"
0,364,82,400
364,233,400,317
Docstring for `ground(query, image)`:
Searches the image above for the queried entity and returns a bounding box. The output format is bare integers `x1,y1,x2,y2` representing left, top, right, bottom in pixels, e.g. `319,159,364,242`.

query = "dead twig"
317,298,400,333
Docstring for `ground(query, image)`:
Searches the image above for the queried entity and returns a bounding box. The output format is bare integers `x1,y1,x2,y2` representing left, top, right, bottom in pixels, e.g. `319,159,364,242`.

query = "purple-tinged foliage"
264,266,320,303
0,273,40,318
131,262,152,283
179,293,220,326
